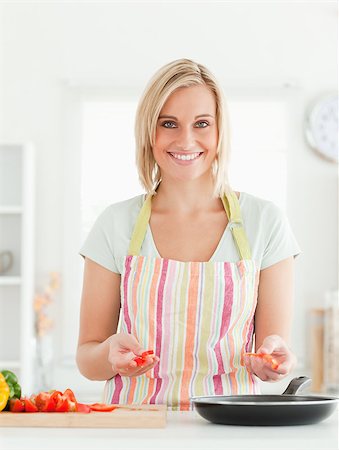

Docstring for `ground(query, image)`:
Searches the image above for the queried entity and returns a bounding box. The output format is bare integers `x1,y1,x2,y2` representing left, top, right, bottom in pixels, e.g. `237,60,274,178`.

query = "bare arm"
76,257,159,381
255,256,295,350
76,257,121,380
245,256,297,381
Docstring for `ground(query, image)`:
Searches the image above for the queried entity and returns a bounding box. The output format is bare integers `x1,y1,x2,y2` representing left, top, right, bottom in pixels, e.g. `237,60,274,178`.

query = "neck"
152,175,221,214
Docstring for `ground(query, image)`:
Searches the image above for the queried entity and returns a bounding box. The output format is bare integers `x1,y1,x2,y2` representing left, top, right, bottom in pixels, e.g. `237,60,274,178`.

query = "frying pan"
191,376,338,426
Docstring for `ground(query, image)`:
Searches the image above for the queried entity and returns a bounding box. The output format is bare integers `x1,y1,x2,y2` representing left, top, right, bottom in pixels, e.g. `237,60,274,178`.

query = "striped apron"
103,191,261,410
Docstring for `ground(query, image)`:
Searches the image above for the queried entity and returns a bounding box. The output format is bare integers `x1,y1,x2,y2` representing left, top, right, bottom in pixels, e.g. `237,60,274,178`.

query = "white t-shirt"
79,191,302,274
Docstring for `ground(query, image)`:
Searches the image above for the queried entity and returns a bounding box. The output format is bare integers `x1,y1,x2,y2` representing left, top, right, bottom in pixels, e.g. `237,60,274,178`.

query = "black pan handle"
281,376,312,395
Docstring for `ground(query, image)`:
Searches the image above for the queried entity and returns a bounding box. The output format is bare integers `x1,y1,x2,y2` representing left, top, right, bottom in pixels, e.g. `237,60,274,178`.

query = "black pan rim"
190,395,339,406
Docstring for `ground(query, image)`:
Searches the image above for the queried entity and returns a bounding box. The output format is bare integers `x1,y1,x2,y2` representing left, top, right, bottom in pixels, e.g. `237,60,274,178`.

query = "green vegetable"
1,370,21,405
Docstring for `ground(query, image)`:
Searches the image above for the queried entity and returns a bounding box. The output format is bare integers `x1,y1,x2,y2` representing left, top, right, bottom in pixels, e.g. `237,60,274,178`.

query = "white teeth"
170,152,201,161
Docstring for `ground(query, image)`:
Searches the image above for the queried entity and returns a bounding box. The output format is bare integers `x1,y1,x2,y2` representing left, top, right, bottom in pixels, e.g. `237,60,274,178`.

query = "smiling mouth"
168,152,203,161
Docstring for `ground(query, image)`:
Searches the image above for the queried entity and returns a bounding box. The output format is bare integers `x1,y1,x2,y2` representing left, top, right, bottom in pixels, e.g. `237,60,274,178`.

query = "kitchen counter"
0,409,338,450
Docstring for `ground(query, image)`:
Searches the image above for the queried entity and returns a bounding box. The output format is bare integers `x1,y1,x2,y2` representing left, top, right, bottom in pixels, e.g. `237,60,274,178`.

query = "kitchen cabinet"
0,143,35,395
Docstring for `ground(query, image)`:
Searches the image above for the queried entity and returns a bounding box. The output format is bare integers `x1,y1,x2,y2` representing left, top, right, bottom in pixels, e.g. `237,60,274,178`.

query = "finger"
116,333,144,356
132,356,159,371
113,355,141,374
262,369,288,382
129,357,160,377
258,334,285,354
128,360,138,369
116,365,134,376
270,361,290,375
118,358,153,376
116,356,159,377
133,358,159,376
252,364,278,381
120,355,159,376
114,356,135,371
243,354,253,372
246,356,277,380
142,356,157,365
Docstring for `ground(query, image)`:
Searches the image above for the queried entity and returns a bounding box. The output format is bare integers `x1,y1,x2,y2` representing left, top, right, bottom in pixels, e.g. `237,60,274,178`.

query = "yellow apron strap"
128,194,152,256
222,192,252,260
129,191,252,260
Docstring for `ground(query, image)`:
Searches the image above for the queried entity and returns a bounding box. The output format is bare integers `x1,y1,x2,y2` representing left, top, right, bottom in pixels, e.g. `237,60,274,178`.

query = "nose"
175,125,196,151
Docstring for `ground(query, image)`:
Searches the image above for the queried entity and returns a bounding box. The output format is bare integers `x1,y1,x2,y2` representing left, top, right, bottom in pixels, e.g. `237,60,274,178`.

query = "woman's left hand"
243,334,297,382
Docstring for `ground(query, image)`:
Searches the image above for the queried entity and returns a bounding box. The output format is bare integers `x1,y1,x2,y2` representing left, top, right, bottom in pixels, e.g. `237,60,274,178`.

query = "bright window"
81,100,141,240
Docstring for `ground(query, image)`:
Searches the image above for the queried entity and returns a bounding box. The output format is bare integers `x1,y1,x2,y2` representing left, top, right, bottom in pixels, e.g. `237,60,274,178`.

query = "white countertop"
0,409,338,450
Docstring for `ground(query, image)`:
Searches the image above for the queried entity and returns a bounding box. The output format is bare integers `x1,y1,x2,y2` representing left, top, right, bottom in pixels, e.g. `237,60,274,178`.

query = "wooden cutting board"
0,404,167,428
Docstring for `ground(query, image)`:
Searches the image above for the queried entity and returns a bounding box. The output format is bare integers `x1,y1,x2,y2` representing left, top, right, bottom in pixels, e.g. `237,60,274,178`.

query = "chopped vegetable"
133,357,145,367
141,350,154,358
89,403,118,412
133,349,155,367
77,403,92,413
35,391,57,412
9,398,25,412
23,397,38,412
51,391,70,412
0,371,119,414
62,388,77,412
29,388,78,413
244,352,280,370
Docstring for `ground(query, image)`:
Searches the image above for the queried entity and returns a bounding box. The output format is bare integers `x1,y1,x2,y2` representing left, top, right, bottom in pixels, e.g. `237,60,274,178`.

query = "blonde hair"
134,58,232,198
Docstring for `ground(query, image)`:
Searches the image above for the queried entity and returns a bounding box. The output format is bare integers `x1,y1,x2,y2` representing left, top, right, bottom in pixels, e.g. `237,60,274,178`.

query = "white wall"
0,1,337,399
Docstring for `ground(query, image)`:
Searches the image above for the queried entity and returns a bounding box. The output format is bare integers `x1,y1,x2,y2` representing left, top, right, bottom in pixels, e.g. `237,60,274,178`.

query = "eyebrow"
158,114,214,120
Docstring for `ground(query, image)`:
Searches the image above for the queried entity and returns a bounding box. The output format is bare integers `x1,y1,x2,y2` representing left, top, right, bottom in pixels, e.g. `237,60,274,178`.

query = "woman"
76,58,301,411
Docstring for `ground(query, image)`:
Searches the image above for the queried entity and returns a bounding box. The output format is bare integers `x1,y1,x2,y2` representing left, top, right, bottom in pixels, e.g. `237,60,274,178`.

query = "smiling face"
153,85,218,184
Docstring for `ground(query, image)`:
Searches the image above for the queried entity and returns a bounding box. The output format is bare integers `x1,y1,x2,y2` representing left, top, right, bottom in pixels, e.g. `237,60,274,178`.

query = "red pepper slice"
89,403,117,412
50,390,62,404
62,388,77,411
55,396,70,412
141,350,154,358
133,349,155,366
63,388,77,403
35,392,56,412
9,398,25,412
24,398,39,412
133,356,145,367
10,389,118,414
77,403,92,413
36,389,78,412
244,352,280,370
262,354,280,370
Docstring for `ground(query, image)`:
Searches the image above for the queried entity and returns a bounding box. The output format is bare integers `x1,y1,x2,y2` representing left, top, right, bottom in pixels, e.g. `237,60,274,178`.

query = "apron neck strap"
128,192,251,260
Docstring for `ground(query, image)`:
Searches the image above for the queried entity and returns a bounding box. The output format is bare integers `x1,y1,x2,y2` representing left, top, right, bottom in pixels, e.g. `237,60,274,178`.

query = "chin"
170,171,211,183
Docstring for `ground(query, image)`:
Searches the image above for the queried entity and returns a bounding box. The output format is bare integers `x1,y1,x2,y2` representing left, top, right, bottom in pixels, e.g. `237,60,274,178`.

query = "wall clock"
304,94,338,163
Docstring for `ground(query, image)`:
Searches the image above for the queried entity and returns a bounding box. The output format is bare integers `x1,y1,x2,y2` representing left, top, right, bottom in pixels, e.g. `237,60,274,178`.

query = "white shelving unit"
0,143,35,395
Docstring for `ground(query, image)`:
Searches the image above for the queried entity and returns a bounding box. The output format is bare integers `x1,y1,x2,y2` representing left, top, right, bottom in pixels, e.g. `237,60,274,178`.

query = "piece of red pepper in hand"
141,350,154,357
133,357,145,367
133,349,155,367
244,352,280,370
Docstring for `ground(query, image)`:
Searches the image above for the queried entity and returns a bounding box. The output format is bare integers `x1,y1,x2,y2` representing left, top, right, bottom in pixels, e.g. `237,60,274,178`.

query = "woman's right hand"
108,332,159,377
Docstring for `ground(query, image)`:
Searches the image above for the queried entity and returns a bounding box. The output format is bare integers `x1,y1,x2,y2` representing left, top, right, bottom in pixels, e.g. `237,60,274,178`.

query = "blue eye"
196,121,209,128
162,121,176,128
161,121,209,128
